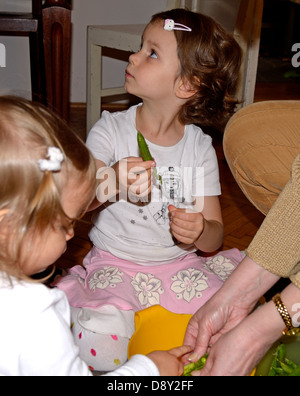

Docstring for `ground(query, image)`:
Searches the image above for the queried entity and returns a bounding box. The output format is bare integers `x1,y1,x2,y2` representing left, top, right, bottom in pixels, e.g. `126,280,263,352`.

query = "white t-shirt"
86,104,221,264
0,274,159,376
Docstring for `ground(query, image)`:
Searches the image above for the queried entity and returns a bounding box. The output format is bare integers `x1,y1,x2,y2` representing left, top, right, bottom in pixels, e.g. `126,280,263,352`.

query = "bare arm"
184,256,280,361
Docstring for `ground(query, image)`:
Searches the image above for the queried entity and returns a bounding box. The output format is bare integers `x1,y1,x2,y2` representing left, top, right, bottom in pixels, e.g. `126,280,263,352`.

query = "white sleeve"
86,110,117,166
103,355,160,376
19,287,93,376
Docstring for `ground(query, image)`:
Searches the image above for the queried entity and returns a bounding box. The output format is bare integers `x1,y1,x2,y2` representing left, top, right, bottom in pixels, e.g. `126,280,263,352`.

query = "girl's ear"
175,77,199,99
0,209,9,242
0,209,8,222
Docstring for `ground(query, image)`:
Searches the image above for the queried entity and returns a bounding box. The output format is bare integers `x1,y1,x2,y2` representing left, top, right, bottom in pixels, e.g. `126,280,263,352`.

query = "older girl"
57,9,243,371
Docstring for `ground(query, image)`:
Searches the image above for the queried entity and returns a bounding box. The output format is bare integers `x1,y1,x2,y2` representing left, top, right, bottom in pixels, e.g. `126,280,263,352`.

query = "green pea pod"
137,131,153,161
289,364,300,376
277,344,286,361
279,361,294,375
268,352,279,376
273,367,285,376
137,131,162,185
284,357,298,370
268,343,300,376
182,354,208,376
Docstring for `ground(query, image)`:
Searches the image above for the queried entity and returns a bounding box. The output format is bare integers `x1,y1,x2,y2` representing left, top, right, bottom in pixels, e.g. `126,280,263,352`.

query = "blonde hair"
0,96,96,281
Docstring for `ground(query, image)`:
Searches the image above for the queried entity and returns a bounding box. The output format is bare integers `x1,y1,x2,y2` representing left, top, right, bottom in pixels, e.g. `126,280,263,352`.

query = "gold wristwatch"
272,294,300,336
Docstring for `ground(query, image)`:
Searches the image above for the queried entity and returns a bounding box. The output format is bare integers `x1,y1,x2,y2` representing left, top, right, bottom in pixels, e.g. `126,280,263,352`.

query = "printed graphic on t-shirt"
129,165,201,227
154,165,194,225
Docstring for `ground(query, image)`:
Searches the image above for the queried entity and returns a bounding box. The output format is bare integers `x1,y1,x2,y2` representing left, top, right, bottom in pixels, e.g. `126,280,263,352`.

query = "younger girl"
0,96,189,376
56,9,243,371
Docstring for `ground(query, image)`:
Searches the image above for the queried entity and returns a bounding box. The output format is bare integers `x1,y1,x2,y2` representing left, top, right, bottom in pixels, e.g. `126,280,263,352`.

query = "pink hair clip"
164,19,192,32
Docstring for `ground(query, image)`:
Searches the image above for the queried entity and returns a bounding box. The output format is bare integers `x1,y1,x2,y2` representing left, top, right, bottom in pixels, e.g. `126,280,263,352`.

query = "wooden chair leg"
42,5,71,120
29,27,47,105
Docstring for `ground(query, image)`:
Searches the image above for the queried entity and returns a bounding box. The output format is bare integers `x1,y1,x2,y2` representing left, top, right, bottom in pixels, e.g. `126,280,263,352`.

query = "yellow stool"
128,305,256,376
128,305,192,358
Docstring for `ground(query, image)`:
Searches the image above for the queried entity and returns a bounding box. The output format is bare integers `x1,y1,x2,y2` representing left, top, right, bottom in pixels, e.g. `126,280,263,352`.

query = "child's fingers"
169,205,199,219
169,211,203,240
127,157,156,170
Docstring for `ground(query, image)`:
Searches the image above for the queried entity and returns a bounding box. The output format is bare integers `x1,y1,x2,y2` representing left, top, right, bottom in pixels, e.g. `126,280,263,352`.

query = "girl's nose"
129,51,139,65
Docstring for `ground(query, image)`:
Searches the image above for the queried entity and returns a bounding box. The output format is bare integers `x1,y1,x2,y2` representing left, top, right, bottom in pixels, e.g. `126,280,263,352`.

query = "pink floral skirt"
56,247,243,315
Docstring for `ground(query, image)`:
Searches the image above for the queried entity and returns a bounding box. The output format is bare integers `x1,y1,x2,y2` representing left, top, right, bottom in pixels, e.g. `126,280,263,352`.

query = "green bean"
182,354,208,376
279,361,294,375
277,343,286,361
137,131,153,161
273,367,285,376
268,343,300,376
268,367,277,376
268,347,280,376
289,364,300,376
284,357,297,370
137,131,162,184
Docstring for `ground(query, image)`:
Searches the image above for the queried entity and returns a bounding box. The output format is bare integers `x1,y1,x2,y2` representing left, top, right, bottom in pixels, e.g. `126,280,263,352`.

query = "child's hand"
147,345,192,376
113,157,155,202
169,205,204,245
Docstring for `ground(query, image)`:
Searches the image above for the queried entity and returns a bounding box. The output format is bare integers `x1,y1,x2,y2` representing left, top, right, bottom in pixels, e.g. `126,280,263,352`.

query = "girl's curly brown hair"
151,8,242,128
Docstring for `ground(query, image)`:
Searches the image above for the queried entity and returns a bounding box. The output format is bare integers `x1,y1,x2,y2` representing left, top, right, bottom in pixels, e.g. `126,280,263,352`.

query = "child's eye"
150,50,157,59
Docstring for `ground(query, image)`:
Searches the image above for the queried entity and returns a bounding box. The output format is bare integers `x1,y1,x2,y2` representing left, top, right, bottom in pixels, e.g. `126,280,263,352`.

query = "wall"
70,0,167,102
0,0,31,12
0,0,167,102
0,0,240,103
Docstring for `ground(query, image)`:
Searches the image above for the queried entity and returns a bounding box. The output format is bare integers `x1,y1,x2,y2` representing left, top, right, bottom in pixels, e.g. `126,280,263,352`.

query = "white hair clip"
38,146,64,172
164,19,192,32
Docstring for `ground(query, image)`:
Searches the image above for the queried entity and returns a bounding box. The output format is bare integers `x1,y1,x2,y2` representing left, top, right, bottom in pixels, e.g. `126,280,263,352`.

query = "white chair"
86,0,264,131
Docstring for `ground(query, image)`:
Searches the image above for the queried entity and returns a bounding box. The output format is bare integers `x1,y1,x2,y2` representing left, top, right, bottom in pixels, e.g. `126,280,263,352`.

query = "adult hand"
183,256,280,363
183,291,251,363
195,322,271,376
193,297,286,376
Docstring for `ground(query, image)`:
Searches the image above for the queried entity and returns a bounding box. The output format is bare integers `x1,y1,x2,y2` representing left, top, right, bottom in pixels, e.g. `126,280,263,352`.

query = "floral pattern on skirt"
56,247,243,315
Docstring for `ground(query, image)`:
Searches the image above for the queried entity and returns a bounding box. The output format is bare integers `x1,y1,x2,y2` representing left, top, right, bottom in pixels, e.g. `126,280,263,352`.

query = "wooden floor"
56,79,300,270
